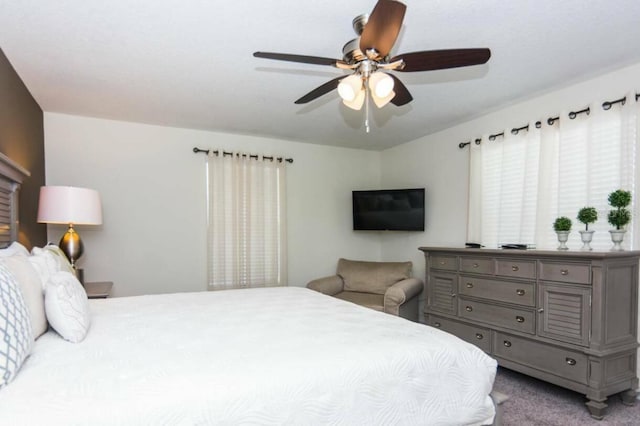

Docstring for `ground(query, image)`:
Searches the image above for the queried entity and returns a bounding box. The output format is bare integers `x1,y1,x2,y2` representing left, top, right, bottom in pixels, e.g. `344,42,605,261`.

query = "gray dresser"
419,247,639,420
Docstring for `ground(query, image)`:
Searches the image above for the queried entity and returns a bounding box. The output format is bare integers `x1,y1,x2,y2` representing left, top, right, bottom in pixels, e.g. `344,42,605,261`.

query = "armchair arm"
306,275,344,296
384,278,423,315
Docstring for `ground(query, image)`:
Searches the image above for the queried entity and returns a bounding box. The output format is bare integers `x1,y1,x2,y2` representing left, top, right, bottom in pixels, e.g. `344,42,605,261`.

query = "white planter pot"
579,230,595,251
556,231,570,250
609,229,626,251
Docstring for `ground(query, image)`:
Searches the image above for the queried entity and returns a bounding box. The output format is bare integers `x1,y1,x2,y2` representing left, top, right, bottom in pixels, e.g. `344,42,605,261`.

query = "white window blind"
468,93,638,250
207,152,287,290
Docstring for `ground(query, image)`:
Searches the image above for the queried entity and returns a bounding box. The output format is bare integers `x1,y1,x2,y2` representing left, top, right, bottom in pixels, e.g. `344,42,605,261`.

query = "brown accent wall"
0,48,47,248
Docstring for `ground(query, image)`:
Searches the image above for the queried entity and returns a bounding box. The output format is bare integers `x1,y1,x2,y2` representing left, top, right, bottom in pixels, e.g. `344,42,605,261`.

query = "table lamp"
37,186,103,269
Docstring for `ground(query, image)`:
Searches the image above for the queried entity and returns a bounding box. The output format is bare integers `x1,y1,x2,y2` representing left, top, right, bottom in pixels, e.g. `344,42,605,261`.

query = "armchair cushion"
335,291,384,312
337,258,412,295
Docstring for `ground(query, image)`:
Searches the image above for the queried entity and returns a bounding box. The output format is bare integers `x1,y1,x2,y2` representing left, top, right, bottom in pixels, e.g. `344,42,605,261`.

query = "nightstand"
84,281,113,299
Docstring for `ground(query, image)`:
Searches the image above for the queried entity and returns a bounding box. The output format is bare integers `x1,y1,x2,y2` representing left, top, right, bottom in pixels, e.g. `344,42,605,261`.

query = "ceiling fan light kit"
369,72,394,99
337,74,362,102
337,69,394,111
343,87,366,110
253,0,491,128
372,89,395,109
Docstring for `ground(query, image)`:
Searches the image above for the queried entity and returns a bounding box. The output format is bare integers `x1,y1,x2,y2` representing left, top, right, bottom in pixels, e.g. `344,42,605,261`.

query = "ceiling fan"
253,0,491,112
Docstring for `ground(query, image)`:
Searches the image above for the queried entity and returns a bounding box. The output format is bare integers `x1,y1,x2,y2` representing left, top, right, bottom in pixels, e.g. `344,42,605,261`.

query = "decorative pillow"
0,256,47,339
44,271,91,343
0,263,34,388
43,245,75,275
28,247,59,290
338,258,412,295
0,242,30,258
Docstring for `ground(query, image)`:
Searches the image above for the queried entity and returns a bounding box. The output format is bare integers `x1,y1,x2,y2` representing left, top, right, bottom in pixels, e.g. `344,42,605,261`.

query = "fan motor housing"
352,13,369,35
342,38,366,64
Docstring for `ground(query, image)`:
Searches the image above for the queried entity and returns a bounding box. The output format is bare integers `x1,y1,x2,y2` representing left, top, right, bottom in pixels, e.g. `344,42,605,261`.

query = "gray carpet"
493,367,640,426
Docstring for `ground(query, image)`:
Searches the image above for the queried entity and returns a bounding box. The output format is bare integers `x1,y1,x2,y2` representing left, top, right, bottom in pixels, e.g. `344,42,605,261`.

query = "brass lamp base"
59,224,84,269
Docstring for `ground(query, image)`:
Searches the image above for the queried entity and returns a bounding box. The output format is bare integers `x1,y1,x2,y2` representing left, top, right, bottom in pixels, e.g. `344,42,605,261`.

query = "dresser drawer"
496,259,536,279
539,262,590,284
426,315,491,352
493,332,588,385
460,257,494,274
459,299,535,334
430,255,457,271
459,276,535,306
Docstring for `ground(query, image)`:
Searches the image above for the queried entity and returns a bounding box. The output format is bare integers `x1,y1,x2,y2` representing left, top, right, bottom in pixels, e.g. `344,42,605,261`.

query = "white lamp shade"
342,87,366,110
372,90,396,108
368,72,394,98
337,74,363,102
37,186,103,225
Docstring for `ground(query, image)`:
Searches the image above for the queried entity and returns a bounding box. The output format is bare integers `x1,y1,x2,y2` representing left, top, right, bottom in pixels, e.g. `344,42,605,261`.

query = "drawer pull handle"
439,261,447,266
516,289,525,296
451,293,457,298
566,357,577,366
538,308,544,313
503,340,512,348
516,316,525,323
466,282,474,288
465,306,473,312
512,265,519,272
475,333,484,340
434,322,441,328
473,263,479,268
560,269,569,275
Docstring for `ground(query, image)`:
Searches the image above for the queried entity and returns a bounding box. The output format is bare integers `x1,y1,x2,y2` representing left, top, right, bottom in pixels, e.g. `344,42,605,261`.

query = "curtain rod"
193,147,293,163
458,92,639,149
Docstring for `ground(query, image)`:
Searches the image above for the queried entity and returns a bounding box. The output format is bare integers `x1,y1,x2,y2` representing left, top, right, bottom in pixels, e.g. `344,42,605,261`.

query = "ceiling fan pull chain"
365,85,371,133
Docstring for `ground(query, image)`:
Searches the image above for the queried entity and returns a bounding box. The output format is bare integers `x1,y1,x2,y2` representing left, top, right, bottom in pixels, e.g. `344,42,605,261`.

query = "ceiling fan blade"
388,74,412,106
294,76,343,104
360,0,406,59
253,51,342,67
391,48,491,72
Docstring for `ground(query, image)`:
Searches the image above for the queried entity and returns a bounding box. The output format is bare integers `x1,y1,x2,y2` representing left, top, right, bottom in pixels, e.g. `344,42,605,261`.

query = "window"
468,94,638,250
206,152,287,290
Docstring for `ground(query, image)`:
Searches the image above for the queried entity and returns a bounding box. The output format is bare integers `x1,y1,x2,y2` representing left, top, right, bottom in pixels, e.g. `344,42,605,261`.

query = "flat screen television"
352,188,425,231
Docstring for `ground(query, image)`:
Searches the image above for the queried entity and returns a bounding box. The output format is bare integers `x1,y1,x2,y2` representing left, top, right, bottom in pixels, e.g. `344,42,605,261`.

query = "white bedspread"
1,287,497,425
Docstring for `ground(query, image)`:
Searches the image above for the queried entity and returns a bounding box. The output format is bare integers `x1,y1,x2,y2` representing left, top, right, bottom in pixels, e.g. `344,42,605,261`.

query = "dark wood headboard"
0,152,30,247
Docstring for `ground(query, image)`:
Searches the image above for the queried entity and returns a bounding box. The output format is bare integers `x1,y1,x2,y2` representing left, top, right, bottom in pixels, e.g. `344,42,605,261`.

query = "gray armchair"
307,258,423,321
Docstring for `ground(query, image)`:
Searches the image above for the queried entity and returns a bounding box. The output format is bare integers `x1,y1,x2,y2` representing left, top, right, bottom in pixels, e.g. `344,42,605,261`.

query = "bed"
0,154,504,425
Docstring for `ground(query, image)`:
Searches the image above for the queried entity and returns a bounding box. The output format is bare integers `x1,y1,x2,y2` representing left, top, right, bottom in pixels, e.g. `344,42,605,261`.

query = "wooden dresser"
419,247,639,419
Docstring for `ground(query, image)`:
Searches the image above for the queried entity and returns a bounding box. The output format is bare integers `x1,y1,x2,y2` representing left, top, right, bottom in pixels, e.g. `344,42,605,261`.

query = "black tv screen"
352,188,425,231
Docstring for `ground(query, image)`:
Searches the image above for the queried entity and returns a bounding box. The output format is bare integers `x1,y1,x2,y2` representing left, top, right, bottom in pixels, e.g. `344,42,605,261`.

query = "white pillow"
0,256,47,339
0,242,30,258
45,271,91,343
43,245,75,275
0,263,34,388
28,247,59,290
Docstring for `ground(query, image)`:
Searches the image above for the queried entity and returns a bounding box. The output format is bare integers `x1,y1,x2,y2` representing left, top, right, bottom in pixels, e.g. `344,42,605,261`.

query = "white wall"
44,113,382,296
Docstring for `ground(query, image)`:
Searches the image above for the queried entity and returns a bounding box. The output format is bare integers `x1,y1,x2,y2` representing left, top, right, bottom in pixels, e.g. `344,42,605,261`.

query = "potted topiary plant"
577,207,598,251
553,216,572,250
607,189,632,251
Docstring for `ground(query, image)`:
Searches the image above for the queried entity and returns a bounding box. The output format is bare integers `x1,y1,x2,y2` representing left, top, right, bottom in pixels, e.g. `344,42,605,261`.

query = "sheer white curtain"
468,92,638,250
468,124,541,248
207,152,287,290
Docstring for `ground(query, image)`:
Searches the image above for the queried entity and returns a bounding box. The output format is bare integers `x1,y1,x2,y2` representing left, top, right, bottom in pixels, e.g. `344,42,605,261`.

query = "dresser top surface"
418,246,640,259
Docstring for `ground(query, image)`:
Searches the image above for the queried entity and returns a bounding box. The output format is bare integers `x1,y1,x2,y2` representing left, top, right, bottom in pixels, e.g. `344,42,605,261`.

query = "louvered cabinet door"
537,282,591,346
427,272,458,315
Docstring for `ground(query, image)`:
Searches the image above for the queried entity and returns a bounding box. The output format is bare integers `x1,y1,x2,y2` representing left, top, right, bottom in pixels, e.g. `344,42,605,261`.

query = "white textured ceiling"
2,0,640,150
